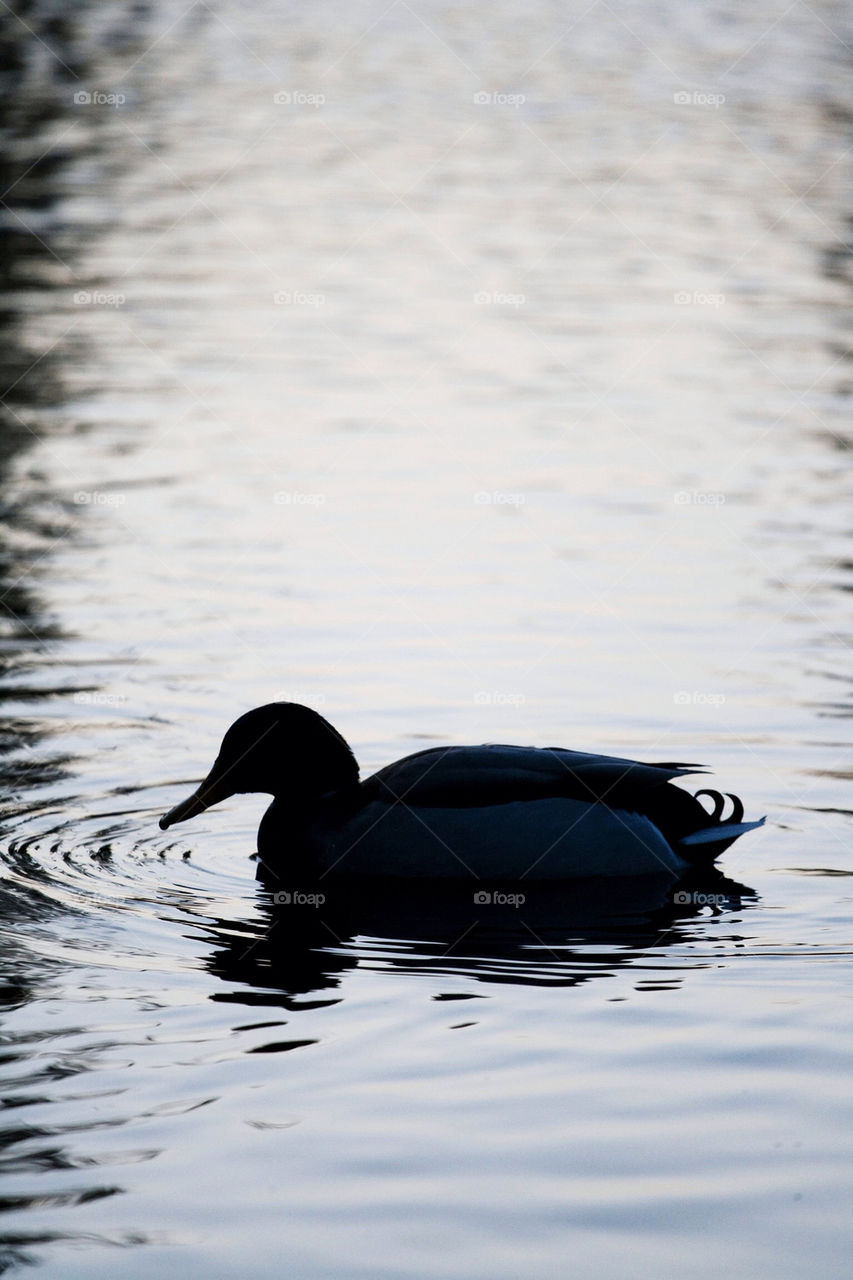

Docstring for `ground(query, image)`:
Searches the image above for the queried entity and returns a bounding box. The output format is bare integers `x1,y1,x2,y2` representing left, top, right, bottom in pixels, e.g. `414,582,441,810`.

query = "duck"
159,703,765,879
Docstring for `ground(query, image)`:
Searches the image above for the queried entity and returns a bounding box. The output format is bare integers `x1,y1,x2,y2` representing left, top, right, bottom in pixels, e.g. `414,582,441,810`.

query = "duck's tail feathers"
679,815,766,847
674,788,766,861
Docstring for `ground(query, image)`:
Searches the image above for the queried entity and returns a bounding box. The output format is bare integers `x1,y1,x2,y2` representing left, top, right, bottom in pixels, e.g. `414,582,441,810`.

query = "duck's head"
159,702,359,831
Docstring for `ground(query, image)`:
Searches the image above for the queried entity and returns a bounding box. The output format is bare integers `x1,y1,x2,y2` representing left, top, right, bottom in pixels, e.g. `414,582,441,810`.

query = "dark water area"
1,1,852,1276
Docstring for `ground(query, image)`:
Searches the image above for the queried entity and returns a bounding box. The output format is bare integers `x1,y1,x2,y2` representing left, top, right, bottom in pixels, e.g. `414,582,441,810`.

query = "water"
1,1,852,1275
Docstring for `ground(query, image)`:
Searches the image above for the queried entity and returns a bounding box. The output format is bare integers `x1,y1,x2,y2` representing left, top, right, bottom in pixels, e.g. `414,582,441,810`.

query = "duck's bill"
159,769,232,830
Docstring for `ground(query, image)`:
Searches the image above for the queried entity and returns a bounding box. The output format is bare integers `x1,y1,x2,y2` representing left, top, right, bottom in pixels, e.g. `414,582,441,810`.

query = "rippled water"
1,1,852,1275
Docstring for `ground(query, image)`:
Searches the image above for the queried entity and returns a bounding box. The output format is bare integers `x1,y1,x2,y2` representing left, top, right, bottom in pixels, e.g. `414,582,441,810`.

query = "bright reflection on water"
1,1,852,1276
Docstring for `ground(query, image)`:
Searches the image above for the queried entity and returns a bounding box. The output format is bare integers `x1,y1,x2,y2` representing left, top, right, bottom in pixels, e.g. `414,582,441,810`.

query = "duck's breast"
310,796,685,879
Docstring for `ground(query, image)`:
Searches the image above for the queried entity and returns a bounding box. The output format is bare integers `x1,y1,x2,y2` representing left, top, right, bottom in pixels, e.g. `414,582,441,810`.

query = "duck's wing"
363,744,705,811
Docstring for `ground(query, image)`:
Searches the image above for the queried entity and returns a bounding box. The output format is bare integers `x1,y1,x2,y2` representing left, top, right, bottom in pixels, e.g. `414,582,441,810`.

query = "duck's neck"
269,741,360,810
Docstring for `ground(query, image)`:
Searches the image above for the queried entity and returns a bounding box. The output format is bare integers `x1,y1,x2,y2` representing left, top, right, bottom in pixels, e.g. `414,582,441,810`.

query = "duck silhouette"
159,703,764,879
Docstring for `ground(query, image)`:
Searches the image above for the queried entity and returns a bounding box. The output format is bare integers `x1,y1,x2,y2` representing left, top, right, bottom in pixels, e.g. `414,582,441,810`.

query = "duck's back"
364,743,692,806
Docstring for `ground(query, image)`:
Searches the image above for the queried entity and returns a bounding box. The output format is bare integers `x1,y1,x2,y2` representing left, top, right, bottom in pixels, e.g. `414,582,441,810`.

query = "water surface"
1,2,852,1276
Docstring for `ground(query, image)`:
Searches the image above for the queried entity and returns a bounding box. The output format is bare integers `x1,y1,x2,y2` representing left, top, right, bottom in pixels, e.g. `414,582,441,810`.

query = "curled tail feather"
679,788,765,851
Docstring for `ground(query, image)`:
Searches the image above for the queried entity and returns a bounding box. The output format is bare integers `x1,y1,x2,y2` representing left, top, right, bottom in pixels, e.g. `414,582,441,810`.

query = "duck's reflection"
200,865,758,1003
